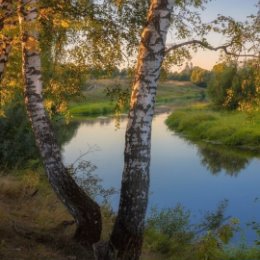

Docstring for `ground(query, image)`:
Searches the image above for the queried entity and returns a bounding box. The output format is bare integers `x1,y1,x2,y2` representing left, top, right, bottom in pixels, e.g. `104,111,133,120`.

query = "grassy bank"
0,169,115,260
69,101,116,117
156,80,204,105
166,104,260,149
69,79,204,117
0,169,87,260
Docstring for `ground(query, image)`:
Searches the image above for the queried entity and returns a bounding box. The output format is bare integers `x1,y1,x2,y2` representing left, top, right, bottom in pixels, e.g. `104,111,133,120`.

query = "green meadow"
69,79,204,117
166,104,260,149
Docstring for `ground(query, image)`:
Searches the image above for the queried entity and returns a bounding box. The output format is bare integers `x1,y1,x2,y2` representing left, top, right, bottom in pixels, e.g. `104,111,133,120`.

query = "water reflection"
54,120,80,147
195,142,259,176
80,117,112,126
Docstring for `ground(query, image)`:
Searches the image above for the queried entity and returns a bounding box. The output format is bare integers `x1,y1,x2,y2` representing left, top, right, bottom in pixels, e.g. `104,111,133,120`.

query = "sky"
169,0,259,70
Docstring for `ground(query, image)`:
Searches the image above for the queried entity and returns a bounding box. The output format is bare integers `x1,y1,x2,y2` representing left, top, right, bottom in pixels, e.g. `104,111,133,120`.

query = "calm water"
62,113,260,245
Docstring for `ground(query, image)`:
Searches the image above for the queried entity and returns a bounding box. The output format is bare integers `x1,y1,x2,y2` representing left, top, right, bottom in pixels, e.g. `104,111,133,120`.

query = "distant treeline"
85,60,259,112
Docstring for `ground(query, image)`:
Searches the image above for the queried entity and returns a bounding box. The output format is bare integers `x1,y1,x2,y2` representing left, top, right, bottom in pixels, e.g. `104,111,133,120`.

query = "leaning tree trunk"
95,1,174,259
18,0,102,247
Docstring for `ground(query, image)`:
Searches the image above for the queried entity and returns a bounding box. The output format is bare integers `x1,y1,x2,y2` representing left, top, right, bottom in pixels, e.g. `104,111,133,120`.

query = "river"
62,113,260,245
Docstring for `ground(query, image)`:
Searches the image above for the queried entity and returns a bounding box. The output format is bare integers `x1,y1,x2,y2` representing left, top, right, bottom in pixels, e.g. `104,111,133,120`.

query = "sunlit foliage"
190,66,210,88
208,61,260,111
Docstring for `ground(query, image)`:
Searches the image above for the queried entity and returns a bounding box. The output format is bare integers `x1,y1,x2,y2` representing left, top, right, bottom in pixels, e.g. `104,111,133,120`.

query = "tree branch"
165,39,259,58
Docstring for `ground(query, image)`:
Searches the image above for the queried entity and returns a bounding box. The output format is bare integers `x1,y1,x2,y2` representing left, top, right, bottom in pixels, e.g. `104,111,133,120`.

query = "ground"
0,171,95,260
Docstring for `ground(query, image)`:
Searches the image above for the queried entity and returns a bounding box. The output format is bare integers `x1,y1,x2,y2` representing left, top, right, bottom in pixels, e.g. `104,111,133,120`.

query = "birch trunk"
0,39,11,82
0,0,13,82
18,0,102,247
0,0,13,30
0,0,13,108
95,1,174,259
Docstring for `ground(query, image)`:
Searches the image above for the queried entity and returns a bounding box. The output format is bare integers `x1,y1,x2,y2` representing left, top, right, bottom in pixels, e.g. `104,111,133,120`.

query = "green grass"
0,169,114,260
69,101,116,117
156,80,204,105
69,79,205,117
69,78,128,117
166,105,260,149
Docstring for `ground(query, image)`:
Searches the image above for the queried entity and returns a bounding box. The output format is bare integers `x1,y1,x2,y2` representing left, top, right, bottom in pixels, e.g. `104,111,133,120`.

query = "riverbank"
0,170,87,259
166,104,260,150
0,169,115,260
69,79,204,117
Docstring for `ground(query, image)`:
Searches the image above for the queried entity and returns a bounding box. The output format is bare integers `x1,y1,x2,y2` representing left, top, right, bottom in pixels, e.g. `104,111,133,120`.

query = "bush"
190,66,210,88
207,61,259,111
144,204,193,257
207,63,237,108
143,202,249,260
0,95,40,169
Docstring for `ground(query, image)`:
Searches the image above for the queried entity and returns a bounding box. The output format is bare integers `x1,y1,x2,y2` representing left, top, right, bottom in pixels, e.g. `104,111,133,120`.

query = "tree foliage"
208,61,260,111
207,62,237,108
190,66,210,88
0,94,39,169
144,201,240,260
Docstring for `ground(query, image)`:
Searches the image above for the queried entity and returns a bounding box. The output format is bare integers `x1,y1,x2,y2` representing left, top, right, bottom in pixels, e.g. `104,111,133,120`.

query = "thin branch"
165,39,259,58
194,216,232,236
71,145,100,166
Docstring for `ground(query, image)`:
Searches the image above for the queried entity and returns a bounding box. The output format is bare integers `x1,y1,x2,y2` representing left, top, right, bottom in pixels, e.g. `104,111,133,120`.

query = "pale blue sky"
201,0,258,22
178,0,259,70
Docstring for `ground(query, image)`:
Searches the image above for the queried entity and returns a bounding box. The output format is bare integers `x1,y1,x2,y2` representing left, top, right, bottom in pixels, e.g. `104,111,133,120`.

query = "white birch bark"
0,0,13,82
0,36,11,82
95,1,175,259
18,0,102,247
0,0,13,28
0,0,13,109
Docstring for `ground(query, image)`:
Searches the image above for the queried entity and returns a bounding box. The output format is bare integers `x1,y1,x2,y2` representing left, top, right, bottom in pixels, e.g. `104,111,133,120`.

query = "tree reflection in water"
54,120,80,147
196,142,260,176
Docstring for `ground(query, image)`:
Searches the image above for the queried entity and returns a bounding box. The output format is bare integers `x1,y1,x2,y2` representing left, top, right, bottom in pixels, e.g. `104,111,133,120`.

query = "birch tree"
0,0,14,111
0,0,13,81
0,38,11,81
102,1,175,259
17,0,102,247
